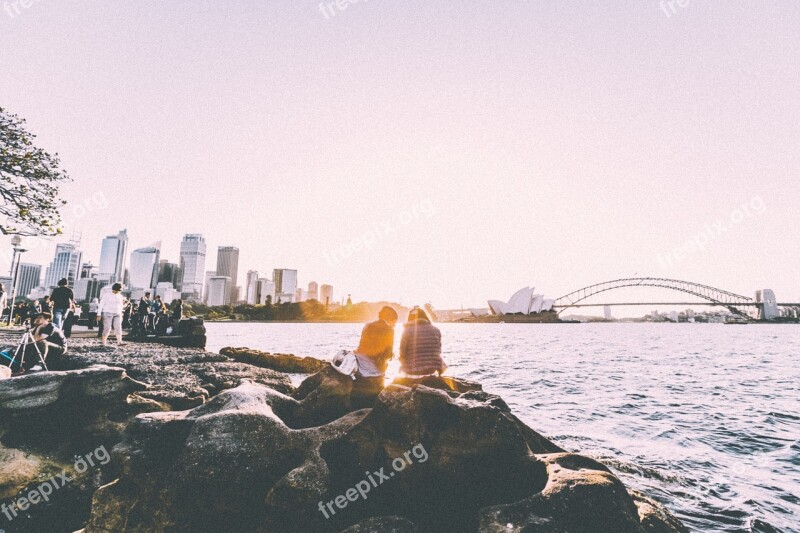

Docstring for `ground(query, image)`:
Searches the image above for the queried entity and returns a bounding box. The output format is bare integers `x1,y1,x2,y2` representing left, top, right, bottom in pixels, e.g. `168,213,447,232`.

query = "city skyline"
1,3,798,309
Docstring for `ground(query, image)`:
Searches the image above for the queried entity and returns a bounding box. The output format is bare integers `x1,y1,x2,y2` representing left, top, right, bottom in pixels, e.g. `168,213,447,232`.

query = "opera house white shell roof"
488,287,555,315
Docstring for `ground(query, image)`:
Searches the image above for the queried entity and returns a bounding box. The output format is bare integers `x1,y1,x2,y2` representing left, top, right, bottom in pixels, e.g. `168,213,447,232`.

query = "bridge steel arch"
554,278,754,319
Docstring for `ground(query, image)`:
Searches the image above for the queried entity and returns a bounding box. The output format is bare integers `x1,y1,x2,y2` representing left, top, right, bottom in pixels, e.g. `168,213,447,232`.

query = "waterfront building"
179,234,207,300
206,276,231,307
320,284,333,306
216,247,239,304
245,270,259,305
307,281,319,302
129,245,161,291
98,229,128,283
604,305,613,320
44,243,83,288
15,263,41,302
487,287,555,315
158,260,181,286
295,288,306,302
74,278,108,303
273,269,297,304
155,282,181,305
256,279,276,305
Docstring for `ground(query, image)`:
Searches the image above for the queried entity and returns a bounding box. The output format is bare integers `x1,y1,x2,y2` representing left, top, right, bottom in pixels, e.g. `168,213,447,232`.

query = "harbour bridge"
552,278,800,321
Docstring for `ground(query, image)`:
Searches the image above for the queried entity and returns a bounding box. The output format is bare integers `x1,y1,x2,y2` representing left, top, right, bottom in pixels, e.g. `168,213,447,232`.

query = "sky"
1,1,798,312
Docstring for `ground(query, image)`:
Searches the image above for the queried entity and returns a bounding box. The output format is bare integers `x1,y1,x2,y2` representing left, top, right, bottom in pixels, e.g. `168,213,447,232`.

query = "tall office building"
98,229,128,283
307,281,319,302
129,245,161,290
44,243,83,288
80,262,98,279
256,278,276,305
273,269,297,304
158,260,181,286
216,246,239,304
179,234,207,300
203,270,216,303
245,270,259,305
320,284,333,306
295,288,306,302
14,263,41,302
74,278,108,303
206,276,231,307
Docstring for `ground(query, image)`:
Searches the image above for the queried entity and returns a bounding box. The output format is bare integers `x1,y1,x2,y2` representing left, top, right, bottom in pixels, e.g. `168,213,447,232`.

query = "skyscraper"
179,234,206,300
307,281,319,302
98,229,128,283
15,263,41,301
256,278,276,305
245,270,259,305
129,245,160,290
320,284,333,306
158,260,181,286
273,269,297,304
44,243,83,288
216,247,240,304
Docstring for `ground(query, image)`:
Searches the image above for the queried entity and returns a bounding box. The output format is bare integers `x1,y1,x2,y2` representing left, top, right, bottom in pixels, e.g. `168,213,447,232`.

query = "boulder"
81,375,686,533
0,366,159,533
220,346,329,374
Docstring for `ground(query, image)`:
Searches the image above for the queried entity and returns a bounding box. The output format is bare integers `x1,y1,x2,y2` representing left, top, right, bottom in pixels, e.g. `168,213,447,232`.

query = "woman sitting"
399,307,447,377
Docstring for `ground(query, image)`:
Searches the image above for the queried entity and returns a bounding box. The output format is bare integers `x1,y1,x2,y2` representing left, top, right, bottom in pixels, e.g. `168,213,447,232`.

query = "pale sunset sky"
1,1,798,311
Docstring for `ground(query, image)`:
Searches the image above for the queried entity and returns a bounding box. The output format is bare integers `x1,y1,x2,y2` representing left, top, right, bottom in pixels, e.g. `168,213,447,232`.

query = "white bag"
330,350,358,379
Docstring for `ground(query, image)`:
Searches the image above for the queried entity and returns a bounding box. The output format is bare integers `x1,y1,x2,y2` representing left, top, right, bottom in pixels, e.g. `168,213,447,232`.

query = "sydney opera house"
488,287,556,315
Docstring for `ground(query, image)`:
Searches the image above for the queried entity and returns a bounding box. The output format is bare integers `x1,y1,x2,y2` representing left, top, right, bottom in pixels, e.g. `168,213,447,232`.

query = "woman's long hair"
406,307,430,324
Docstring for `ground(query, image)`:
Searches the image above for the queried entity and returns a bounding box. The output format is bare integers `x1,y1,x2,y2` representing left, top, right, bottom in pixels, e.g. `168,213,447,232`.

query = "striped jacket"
399,320,446,375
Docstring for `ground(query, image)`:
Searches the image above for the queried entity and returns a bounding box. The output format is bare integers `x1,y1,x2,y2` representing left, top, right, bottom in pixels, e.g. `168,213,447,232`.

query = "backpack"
330,350,358,379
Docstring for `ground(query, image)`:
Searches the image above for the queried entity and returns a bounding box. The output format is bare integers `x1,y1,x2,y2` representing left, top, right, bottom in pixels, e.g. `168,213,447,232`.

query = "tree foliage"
0,107,70,236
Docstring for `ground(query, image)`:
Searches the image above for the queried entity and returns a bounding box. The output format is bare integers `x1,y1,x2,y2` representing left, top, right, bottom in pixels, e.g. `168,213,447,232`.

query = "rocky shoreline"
0,332,687,532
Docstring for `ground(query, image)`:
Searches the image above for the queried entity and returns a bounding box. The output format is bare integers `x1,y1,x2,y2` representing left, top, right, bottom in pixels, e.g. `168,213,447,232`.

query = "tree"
1,107,70,236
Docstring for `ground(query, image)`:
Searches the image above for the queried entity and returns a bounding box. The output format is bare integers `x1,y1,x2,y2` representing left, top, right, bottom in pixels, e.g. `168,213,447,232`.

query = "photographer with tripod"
31,312,68,365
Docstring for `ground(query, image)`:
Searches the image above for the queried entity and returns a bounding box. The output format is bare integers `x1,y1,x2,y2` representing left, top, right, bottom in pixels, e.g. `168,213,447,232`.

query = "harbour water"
205,322,800,532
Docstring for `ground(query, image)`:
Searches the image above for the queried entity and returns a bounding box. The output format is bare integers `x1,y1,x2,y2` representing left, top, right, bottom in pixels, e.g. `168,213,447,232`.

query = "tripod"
7,326,48,373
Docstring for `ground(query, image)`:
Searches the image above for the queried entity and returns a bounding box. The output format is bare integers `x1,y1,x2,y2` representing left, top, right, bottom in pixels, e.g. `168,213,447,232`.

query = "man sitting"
29,312,68,369
351,306,398,405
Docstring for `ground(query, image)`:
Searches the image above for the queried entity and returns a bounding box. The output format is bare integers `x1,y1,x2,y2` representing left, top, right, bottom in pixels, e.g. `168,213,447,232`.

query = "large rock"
0,366,157,533
220,346,329,374
81,374,686,533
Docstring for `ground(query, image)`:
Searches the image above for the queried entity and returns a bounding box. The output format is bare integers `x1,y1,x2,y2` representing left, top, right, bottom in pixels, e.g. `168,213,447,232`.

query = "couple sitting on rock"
349,305,447,399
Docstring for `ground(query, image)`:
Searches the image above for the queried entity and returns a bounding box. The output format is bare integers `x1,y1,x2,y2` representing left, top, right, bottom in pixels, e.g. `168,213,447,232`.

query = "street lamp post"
7,237,26,326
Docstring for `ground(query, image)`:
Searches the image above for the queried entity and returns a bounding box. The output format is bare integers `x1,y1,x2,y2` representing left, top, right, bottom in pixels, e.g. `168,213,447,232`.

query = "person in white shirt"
98,283,125,346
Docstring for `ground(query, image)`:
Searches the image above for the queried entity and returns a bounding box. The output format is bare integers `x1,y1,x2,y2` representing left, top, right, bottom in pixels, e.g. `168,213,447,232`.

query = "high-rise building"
273,269,297,304
15,263,41,302
129,245,161,290
98,229,128,283
74,278,108,303
256,278,276,305
295,288,306,302
216,246,239,304
203,270,216,303
206,276,231,307
155,282,181,305
44,243,83,288
320,284,333,306
80,262,98,279
307,281,319,302
179,234,207,300
245,270,259,305
158,260,181,286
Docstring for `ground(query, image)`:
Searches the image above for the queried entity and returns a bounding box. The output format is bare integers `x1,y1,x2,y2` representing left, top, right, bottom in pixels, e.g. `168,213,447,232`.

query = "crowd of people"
0,279,184,374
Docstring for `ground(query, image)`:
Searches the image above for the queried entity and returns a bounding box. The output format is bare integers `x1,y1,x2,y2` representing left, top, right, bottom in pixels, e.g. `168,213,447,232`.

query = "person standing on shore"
98,283,125,346
351,306,398,403
50,279,74,329
172,299,183,322
88,298,99,330
0,283,7,322
399,307,447,377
